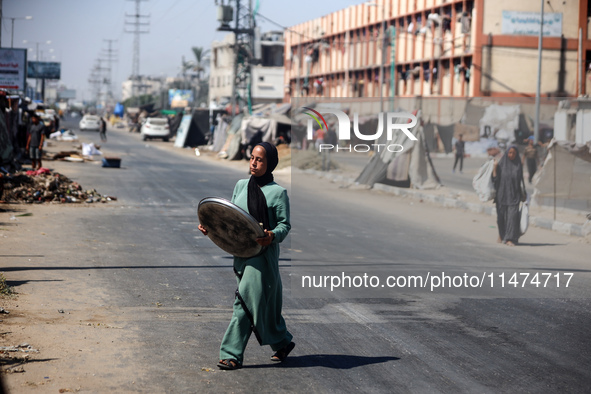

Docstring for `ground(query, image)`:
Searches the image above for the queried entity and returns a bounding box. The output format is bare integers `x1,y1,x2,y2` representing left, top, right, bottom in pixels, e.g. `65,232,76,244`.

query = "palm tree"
190,46,210,105
191,47,210,82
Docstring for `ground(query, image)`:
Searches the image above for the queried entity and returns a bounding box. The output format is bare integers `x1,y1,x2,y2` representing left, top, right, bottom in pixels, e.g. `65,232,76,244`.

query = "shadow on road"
516,243,566,247
244,354,399,370
6,279,63,288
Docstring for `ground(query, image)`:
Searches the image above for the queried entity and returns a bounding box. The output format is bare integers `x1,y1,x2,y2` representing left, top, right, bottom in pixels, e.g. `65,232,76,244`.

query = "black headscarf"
494,145,524,205
247,142,279,230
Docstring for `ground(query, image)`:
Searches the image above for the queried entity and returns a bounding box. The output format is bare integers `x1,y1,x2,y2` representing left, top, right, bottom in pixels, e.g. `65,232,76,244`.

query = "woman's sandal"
217,359,242,370
270,342,295,362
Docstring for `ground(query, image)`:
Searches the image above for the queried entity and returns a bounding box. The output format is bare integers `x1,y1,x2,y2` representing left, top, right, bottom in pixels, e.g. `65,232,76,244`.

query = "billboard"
0,48,27,90
27,61,61,79
169,89,194,108
58,89,76,100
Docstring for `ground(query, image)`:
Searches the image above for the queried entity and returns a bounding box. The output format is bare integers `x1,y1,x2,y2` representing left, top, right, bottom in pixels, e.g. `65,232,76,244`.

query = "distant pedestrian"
452,134,465,173
322,125,337,171
99,117,107,142
314,127,325,152
493,146,527,246
26,114,45,170
522,136,539,183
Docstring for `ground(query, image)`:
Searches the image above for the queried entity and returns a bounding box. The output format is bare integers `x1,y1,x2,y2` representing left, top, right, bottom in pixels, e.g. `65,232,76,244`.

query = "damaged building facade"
209,31,285,106
284,0,589,100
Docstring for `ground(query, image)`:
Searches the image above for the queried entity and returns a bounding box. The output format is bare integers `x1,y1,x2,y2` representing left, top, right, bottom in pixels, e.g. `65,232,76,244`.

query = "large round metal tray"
198,197,266,258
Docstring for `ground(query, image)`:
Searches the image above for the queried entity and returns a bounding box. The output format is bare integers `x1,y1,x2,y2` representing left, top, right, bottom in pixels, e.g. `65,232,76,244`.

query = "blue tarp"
114,102,124,117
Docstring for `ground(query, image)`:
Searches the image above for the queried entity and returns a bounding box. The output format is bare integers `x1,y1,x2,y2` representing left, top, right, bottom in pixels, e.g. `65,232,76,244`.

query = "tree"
191,47,210,82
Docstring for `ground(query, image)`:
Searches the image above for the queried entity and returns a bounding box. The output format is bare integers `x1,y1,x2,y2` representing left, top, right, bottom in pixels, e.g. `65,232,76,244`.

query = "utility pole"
534,0,544,144
102,39,118,104
0,0,3,48
125,0,149,106
216,0,256,115
89,59,109,109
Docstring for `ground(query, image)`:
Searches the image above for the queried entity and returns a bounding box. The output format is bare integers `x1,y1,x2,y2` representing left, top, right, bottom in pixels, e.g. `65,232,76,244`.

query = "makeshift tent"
211,114,230,153
355,112,441,190
168,111,184,136
221,114,245,160
479,104,522,143
533,140,591,207
175,109,223,147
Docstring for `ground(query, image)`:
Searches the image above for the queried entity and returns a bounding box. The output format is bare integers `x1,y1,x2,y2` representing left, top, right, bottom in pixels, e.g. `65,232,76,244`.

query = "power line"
125,0,150,103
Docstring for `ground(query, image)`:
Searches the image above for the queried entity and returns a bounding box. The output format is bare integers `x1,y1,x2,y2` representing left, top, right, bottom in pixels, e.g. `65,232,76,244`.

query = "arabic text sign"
502,11,562,37
0,48,27,90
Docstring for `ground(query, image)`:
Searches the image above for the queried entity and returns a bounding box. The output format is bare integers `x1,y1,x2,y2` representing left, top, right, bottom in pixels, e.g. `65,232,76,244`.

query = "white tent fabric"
533,140,591,201
211,116,229,152
479,104,520,143
356,112,440,189
240,117,278,145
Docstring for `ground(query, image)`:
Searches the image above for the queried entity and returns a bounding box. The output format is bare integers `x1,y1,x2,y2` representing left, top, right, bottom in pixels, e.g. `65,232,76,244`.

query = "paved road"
18,120,591,392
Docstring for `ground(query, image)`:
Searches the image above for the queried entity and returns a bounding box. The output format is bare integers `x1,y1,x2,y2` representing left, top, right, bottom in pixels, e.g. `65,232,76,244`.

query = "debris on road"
49,129,79,141
0,169,117,204
0,344,39,353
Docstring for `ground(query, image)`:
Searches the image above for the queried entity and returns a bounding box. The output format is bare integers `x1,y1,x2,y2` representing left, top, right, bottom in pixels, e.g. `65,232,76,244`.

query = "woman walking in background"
493,146,527,246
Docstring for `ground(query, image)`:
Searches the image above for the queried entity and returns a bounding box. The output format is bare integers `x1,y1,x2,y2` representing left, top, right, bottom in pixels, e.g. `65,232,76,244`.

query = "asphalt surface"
27,118,591,392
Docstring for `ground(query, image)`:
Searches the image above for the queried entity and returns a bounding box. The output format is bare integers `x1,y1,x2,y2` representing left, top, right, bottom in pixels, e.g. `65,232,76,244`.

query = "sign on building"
0,48,27,90
502,11,562,37
27,61,61,79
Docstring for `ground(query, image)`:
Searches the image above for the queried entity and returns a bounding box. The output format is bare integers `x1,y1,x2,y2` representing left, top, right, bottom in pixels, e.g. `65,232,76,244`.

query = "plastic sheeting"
240,117,278,146
479,104,520,143
355,112,441,189
533,140,591,201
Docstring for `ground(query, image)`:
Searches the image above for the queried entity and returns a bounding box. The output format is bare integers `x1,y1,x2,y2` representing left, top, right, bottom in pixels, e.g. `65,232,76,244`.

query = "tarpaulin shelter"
355,112,441,189
181,109,209,147
533,140,591,207
168,110,184,136
114,103,124,117
176,108,225,148
221,113,245,160
478,104,532,144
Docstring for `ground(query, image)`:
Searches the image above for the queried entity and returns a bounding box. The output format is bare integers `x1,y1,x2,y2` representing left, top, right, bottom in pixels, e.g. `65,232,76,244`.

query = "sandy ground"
1,203,149,393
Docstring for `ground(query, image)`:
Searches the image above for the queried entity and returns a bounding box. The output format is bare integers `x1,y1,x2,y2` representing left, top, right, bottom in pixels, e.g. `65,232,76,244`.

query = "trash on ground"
49,129,79,141
102,157,121,168
0,169,117,204
82,143,103,156
0,344,39,353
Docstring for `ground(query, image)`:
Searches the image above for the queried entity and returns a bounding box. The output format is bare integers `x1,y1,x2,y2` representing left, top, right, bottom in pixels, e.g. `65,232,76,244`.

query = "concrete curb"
301,169,591,238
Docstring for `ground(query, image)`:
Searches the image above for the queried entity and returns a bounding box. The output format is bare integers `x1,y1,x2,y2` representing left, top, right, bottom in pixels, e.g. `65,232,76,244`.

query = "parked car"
140,117,170,141
79,115,101,131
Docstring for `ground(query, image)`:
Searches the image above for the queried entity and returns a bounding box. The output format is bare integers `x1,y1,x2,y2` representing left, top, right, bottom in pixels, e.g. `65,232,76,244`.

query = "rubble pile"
0,169,116,204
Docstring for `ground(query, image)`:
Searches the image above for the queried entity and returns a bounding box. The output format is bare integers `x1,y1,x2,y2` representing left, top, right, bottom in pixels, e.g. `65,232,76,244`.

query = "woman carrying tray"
198,142,294,370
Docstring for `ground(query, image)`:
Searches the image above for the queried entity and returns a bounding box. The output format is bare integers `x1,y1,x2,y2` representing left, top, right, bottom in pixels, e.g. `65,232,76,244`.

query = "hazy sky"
2,0,361,102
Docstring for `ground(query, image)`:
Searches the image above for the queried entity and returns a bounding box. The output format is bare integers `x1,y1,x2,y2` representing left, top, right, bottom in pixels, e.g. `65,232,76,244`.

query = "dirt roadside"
1,135,154,393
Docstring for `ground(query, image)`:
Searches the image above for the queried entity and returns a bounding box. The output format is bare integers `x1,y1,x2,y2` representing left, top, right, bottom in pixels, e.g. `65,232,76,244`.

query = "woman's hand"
256,230,274,246
197,224,208,236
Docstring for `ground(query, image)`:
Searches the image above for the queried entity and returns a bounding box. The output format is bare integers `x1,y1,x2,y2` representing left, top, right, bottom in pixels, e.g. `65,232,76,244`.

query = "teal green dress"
219,179,292,364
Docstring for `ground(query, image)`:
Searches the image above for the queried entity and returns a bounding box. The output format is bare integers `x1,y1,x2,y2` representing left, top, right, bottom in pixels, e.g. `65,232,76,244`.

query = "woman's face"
508,148,517,161
250,146,268,177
